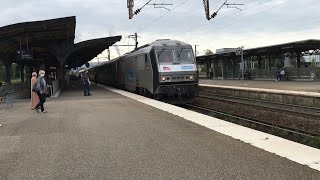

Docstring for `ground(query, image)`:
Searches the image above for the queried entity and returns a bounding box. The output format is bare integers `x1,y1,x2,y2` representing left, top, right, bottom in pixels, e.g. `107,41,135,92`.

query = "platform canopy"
197,39,320,64
244,39,320,56
65,36,121,68
0,16,121,68
0,17,75,64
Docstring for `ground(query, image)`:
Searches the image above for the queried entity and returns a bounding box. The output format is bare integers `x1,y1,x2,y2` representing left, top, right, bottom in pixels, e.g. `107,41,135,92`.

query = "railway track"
184,103,320,149
198,92,320,119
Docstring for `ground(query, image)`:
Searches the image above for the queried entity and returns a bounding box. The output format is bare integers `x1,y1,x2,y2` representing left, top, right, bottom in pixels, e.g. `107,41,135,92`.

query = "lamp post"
195,45,199,57
236,46,244,83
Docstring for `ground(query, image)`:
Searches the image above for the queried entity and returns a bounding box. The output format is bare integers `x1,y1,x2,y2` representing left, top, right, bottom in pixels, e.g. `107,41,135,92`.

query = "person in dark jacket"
34,70,48,113
82,69,91,96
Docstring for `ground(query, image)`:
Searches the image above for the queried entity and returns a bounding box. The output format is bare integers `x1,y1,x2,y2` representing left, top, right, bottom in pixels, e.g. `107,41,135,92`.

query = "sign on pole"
235,47,244,82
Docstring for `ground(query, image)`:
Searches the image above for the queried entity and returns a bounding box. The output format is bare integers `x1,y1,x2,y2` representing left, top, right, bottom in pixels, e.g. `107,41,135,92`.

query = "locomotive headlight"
185,75,194,80
161,76,171,82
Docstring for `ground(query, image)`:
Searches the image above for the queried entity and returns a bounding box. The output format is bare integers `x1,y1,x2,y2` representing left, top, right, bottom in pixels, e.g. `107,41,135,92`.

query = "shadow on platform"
58,85,123,100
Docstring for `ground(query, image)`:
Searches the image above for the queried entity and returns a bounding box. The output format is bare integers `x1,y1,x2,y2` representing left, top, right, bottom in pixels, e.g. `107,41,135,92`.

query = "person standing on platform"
70,72,76,88
34,70,48,113
30,72,39,110
82,69,91,96
276,68,285,81
0,82,3,102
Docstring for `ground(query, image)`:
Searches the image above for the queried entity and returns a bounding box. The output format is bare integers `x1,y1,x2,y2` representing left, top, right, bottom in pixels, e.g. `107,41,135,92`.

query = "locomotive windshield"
156,49,194,63
175,49,194,62
156,50,175,63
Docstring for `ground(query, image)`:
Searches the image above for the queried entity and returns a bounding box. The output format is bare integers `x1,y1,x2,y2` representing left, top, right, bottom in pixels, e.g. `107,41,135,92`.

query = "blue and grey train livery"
89,39,198,104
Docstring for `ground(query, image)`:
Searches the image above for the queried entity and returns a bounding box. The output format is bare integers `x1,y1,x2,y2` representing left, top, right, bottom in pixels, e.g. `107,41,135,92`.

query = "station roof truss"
197,39,320,63
0,16,75,61
0,16,121,67
66,36,122,68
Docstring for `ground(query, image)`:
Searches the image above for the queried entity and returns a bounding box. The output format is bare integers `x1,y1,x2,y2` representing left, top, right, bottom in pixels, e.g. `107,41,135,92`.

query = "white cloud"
1,0,319,61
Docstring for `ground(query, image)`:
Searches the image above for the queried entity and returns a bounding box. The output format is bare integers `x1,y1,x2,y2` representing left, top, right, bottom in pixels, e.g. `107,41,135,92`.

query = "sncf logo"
163,67,170,70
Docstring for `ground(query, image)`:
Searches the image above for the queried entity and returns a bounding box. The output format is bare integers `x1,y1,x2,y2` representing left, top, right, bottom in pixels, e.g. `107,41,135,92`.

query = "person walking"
82,69,91,96
34,70,48,113
30,72,39,110
276,68,285,81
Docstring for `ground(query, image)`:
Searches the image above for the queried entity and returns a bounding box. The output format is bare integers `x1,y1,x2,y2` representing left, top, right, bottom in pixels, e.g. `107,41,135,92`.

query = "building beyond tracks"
196,40,320,80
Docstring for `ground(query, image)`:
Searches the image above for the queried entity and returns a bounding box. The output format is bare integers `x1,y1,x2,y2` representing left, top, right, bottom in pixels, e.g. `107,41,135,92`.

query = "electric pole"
127,0,134,19
236,46,244,84
203,0,244,20
127,0,172,19
195,45,199,57
135,33,138,49
108,49,111,61
128,33,139,49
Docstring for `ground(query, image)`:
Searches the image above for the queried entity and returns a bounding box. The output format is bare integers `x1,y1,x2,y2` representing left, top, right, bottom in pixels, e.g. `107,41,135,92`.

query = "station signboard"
16,49,33,61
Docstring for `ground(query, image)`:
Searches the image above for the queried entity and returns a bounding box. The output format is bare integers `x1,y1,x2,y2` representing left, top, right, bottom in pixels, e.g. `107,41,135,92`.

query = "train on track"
88,39,199,104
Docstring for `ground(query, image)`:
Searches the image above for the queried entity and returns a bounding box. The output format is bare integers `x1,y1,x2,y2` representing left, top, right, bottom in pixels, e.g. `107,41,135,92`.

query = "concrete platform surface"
1,87,320,179
201,79,320,93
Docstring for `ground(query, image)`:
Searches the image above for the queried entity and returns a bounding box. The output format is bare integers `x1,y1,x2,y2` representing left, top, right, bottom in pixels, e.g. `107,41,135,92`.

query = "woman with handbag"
30,72,39,110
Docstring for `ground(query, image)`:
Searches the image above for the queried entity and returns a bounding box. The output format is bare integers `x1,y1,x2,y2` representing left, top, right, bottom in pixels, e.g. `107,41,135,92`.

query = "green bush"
0,63,22,83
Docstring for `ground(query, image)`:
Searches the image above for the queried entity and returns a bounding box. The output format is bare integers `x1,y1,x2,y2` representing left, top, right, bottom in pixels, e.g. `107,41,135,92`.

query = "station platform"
200,79,320,93
1,86,320,179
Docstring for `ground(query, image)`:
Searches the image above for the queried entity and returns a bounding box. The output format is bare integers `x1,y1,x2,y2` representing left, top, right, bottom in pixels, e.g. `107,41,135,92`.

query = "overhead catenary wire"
128,0,317,58
179,0,276,35
153,0,232,32
191,0,290,41
129,0,273,54
204,0,320,49
222,7,318,47
137,0,191,31
133,0,152,16
127,0,158,30
175,0,292,54
162,0,261,42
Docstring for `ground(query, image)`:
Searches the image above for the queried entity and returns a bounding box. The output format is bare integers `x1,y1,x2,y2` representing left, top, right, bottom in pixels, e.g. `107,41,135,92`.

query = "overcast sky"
1,0,319,61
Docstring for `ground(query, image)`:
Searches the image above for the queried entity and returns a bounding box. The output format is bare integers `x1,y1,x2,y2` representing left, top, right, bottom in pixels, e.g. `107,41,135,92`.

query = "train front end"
154,40,198,104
